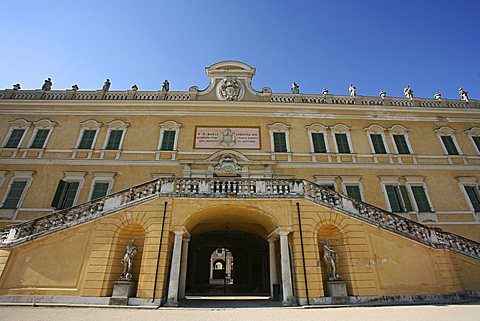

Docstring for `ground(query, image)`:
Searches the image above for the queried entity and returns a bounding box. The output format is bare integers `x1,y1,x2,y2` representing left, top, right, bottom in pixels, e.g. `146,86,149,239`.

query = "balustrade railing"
1,177,479,260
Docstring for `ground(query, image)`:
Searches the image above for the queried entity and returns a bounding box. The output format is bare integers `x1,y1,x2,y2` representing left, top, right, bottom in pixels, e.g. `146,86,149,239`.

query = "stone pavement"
1,303,480,321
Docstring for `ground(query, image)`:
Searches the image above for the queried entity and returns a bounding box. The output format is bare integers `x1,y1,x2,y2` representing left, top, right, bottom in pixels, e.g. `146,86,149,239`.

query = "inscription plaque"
195,127,260,149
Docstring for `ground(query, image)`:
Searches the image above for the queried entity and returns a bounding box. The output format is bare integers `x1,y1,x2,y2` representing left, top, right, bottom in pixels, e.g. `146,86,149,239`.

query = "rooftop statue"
162,79,170,93
434,92,442,100
131,84,138,91
379,90,387,98
41,78,52,91
13,84,21,90
322,88,329,95
291,82,299,94
348,84,356,96
404,85,413,99
102,79,111,92
323,241,340,280
119,239,137,281
459,88,469,102
71,84,79,91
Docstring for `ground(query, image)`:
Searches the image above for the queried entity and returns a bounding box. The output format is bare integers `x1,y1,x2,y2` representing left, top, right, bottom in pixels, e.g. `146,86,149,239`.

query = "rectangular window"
4,129,25,148
441,136,459,155
105,130,124,150
370,134,387,154
51,180,80,210
1,180,27,209
345,185,362,201
273,132,287,152
90,182,110,200
30,129,50,148
78,130,97,149
473,136,480,152
411,185,432,212
311,133,327,153
335,133,350,153
464,186,480,212
385,185,413,212
393,134,410,154
160,130,176,151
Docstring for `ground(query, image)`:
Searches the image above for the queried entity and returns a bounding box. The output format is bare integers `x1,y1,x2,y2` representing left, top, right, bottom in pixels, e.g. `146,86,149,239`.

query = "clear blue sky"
0,0,479,99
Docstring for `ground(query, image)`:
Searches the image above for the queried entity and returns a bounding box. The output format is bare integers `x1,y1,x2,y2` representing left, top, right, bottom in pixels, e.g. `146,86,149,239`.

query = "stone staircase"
1,177,479,260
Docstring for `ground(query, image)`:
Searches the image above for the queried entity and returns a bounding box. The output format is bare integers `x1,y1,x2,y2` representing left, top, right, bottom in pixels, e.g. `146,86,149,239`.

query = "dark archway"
186,231,269,295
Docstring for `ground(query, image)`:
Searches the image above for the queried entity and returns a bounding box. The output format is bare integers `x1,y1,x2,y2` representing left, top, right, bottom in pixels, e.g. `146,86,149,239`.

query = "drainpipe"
152,201,168,304
296,202,309,305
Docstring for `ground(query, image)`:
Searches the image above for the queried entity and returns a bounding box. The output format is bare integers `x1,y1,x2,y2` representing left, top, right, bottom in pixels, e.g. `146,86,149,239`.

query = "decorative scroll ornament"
216,76,244,101
219,128,236,147
215,153,242,173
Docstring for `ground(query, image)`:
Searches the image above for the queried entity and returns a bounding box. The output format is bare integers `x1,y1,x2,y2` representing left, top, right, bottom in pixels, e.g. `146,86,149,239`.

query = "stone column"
165,231,184,307
178,238,190,299
279,231,295,306
268,239,278,298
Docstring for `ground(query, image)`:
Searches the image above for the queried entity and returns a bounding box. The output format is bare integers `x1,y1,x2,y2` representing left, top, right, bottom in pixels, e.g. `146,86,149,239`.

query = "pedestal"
109,281,136,305
326,280,347,297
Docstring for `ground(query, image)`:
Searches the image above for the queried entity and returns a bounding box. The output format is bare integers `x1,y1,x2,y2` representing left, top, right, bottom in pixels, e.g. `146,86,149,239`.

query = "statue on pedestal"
348,84,356,96
131,84,138,91
13,84,21,90
459,88,469,102
323,241,340,280
322,88,329,95
379,90,387,98
102,79,111,92
404,85,413,99
162,79,170,93
42,78,52,91
291,82,299,94
119,240,137,281
434,92,442,100
72,84,79,91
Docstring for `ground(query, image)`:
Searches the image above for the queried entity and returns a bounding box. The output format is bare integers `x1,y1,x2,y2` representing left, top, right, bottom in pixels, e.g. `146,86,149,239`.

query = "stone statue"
215,153,241,173
41,78,52,91
162,79,170,92
322,88,329,95
323,241,340,280
291,82,299,94
348,84,356,96
379,90,387,98
131,84,138,91
434,92,442,100
119,239,137,281
404,85,413,99
459,88,469,102
71,84,79,91
13,84,21,90
102,79,111,92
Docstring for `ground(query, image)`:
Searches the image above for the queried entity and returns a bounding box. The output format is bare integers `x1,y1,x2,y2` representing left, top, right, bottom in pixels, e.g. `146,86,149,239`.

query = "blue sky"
0,0,479,99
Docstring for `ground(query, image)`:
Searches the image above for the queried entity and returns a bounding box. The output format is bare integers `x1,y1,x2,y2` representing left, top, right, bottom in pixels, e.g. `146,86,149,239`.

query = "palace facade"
0,61,479,306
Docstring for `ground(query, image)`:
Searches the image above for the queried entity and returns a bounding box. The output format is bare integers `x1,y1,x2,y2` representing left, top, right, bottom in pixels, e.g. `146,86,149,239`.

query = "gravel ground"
1,304,480,321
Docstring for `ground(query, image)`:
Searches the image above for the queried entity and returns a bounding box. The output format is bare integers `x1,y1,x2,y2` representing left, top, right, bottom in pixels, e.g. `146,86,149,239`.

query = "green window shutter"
4,129,25,148
90,182,110,200
464,186,480,212
311,133,327,153
273,132,287,152
106,130,123,150
411,186,432,212
1,180,27,209
78,130,97,149
345,185,362,201
472,136,480,152
441,136,459,155
385,185,402,212
60,182,80,209
393,134,410,154
335,133,350,153
30,129,50,148
51,180,66,208
399,185,413,212
370,134,387,154
160,130,176,151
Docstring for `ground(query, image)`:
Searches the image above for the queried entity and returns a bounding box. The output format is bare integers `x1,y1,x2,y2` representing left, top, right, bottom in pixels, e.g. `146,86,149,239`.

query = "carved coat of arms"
220,77,241,101
220,128,236,147
215,153,242,173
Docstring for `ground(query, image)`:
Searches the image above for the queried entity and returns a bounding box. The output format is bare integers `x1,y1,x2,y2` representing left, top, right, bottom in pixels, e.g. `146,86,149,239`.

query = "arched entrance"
186,231,269,295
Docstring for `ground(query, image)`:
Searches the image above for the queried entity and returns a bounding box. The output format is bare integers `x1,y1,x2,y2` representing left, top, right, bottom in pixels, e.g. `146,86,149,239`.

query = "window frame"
2,118,31,149
340,175,364,202
461,184,480,213
364,124,389,155
103,120,129,151
465,127,480,155
267,122,291,153
330,124,353,154
75,120,102,150
434,126,463,156
51,172,86,210
26,119,57,149
406,183,434,213
158,120,182,152
306,123,330,153
0,171,35,220
88,172,115,201
388,125,413,155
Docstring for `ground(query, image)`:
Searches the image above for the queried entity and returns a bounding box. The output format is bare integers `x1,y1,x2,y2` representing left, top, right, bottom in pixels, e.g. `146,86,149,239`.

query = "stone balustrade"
1,177,479,260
